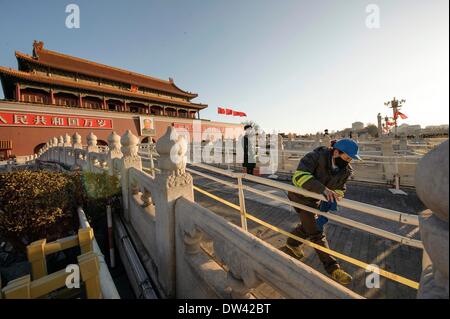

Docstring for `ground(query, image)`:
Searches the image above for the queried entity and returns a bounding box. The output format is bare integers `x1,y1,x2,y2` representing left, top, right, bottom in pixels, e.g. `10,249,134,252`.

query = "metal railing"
179,161,423,290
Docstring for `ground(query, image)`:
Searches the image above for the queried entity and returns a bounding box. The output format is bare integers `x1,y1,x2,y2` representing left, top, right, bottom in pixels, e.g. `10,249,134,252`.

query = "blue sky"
0,0,448,134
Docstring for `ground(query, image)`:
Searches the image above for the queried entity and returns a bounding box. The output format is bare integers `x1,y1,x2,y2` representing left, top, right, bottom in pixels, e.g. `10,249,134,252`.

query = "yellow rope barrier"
193,185,420,290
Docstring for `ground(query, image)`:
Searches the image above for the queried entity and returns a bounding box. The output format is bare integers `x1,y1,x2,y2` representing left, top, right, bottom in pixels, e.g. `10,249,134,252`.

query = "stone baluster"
72,132,83,149
107,132,123,177
41,142,47,161
57,135,64,163
381,138,395,183
47,139,52,161
277,134,284,172
63,133,72,147
52,137,58,162
120,130,142,221
152,125,194,298
71,132,83,169
399,135,408,152
86,132,99,172
44,140,50,161
381,137,394,156
377,113,383,138
58,135,64,147
416,140,449,299
49,138,54,161
63,133,72,165
45,142,49,156
87,132,99,153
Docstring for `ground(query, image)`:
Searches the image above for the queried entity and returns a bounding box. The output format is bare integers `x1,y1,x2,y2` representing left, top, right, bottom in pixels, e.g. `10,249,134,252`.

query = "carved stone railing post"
42,141,50,161
52,137,58,162
399,135,408,152
86,132,99,172
381,137,394,156
72,132,83,168
87,132,98,153
120,130,142,221
47,139,52,161
416,140,449,299
277,134,285,172
49,138,53,161
73,132,82,149
153,125,194,298
107,132,123,177
42,141,49,161
63,133,72,166
58,136,64,163
381,138,395,182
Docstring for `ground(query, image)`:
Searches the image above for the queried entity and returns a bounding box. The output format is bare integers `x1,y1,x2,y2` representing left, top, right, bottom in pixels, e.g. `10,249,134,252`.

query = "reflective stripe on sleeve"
335,189,345,197
292,170,314,188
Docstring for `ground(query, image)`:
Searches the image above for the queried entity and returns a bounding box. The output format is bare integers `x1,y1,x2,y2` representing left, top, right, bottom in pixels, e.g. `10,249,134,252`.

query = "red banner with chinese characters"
0,111,113,129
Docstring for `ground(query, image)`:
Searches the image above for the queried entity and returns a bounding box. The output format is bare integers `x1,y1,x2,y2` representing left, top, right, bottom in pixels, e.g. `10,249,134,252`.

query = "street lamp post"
384,97,406,137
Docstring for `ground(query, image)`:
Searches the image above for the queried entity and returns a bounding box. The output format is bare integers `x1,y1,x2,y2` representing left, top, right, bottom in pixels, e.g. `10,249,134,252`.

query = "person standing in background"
243,124,256,175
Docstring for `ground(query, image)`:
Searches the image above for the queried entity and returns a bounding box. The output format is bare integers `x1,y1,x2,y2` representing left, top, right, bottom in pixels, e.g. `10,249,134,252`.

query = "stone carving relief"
156,125,192,188
213,238,262,298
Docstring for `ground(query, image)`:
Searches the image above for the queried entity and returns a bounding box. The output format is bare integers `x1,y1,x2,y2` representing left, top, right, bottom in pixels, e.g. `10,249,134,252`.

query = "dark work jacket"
243,134,256,168
288,146,353,207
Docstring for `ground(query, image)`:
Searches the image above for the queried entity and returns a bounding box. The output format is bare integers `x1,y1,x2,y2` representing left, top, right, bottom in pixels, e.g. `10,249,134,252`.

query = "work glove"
317,198,338,231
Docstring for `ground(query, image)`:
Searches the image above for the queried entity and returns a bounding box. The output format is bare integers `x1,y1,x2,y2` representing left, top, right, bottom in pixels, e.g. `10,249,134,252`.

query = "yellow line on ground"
193,185,420,290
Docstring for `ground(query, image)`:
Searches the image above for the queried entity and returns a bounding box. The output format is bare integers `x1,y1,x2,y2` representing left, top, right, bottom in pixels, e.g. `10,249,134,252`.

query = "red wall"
0,108,242,156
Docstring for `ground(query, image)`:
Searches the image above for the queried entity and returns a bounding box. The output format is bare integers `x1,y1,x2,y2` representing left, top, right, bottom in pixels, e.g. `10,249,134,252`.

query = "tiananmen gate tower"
0,40,242,159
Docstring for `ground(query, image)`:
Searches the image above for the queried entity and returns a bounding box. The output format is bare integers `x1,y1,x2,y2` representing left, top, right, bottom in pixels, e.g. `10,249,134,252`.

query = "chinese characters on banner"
0,112,113,129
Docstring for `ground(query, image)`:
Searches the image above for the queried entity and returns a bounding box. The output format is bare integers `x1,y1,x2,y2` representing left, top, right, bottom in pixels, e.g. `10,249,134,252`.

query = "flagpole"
384,97,406,137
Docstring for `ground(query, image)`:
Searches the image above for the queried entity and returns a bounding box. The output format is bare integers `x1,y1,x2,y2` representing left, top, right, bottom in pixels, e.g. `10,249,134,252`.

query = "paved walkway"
190,169,423,299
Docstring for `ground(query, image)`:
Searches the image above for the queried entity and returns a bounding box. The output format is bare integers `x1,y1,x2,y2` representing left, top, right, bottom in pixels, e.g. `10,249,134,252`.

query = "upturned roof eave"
14,50,199,99
0,66,207,110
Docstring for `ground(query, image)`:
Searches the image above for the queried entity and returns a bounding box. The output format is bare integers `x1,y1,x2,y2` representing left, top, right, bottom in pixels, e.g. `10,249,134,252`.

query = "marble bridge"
1,127,448,299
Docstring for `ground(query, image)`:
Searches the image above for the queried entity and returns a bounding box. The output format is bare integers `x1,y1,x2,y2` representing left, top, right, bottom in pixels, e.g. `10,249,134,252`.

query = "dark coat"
289,146,353,206
243,134,256,168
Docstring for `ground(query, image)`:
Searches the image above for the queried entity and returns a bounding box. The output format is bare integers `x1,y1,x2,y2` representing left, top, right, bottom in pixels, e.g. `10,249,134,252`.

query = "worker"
285,138,361,285
322,129,332,147
242,124,256,175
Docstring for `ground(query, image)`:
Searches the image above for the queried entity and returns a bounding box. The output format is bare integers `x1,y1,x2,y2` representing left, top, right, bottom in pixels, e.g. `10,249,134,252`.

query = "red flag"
395,111,408,119
225,108,233,115
217,107,225,114
232,111,247,117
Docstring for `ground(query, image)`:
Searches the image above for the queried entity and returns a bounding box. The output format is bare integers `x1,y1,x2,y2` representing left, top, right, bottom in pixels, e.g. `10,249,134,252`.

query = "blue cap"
333,139,361,160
